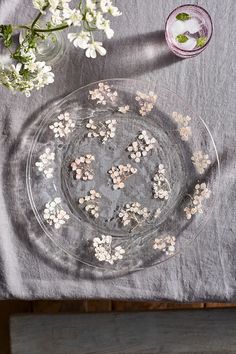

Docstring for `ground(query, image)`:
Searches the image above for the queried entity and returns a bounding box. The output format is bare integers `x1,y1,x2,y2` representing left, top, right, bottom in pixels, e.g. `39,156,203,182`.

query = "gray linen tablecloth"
0,0,235,300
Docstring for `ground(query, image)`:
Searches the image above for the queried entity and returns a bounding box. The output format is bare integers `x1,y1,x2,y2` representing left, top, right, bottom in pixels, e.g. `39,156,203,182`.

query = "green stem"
31,3,49,29
31,12,43,29
15,25,31,30
34,25,69,33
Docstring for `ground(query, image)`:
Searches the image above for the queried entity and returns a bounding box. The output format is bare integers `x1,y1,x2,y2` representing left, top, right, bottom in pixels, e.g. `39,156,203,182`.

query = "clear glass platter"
26,79,220,272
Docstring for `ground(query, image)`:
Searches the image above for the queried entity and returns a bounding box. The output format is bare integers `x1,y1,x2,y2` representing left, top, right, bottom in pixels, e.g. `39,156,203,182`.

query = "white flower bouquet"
0,0,121,96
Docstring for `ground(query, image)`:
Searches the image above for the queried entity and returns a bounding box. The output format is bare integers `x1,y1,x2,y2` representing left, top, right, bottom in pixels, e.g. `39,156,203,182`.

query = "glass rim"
165,3,213,53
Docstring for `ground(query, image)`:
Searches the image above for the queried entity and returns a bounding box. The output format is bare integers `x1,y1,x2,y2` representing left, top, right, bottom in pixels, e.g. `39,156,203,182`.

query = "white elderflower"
96,13,114,38
68,31,91,49
184,182,211,220
119,202,150,229
85,41,106,58
191,150,211,174
118,105,129,114
35,148,55,178
89,82,117,104
63,7,82,26
153,164,171,200
48,0,60,11
135,91,157,116
86,0,97,12
93,235,125,264
50,9,64,25
153,235,176,255
108,164,137,190
127,130,156,163
43,197,70,229
49,112,75,138
172,111,192,141
86,118,116,143
100,0,122,16
0,57,54,96
71,154,95,181
79,190,101,218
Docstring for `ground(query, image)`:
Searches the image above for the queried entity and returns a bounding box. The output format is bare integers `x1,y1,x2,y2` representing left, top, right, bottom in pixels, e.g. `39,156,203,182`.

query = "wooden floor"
1,301,236,354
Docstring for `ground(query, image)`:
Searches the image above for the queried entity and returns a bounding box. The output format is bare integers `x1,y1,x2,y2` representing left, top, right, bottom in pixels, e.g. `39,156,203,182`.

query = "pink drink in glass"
165,4,213,58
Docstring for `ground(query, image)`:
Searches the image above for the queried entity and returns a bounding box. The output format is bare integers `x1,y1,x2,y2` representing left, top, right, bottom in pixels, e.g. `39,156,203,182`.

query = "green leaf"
196,36,208,47
0,25,13,47
176,12,191,21
176,34,188,43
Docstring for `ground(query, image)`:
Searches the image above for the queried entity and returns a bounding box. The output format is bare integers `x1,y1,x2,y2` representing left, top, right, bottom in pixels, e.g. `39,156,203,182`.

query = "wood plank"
205,303,236,308
165,302,204,309
86,300,112,312
112,301,167,311
10,310,236,354
32,300,87,313
0,301,32,354
112,301,204,311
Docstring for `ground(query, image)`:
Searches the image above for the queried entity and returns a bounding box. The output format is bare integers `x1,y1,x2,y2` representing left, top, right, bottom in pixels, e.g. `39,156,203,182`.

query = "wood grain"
10,310,236,354
1,301,236,354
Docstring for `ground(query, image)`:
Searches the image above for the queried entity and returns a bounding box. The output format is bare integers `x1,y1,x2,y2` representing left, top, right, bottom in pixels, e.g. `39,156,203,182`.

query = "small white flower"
153,164,171,200
43,197,70,229
68,31,90,49
50,9,64,25
100,0,122,16
119,202,150,229
184,182,211,219
71,154,95,181
86,0,97,12
135,91,157,116
63,7,82,26
35,148,55,178
48,0,60,11
172,112,192,141
127,131,156,163
191,151,211,174
118,105,129,114
85,41,107,58
153,235,176,255
108,164,137,190
86,118,116,143
49,112,75,138
79,190,101,218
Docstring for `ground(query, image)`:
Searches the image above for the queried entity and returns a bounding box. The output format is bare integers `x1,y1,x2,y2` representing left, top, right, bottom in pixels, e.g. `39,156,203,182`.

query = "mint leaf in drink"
176,34,188,43
196,36,208,47
176,12,191,21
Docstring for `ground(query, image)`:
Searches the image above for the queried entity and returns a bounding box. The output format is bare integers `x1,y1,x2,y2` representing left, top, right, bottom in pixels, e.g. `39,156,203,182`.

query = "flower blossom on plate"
49,112,75,138
184,182,211,220
118,105,129,114
93,235,125,264
153,164,171,200
172,111,192,141
79,190,101,218
153,235,176,255
43,197,70,229
35,147,55,178
191,150,211,174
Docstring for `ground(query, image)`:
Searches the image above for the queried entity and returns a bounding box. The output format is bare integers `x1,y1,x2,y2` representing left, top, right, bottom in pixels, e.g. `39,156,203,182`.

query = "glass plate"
26,79,220,272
